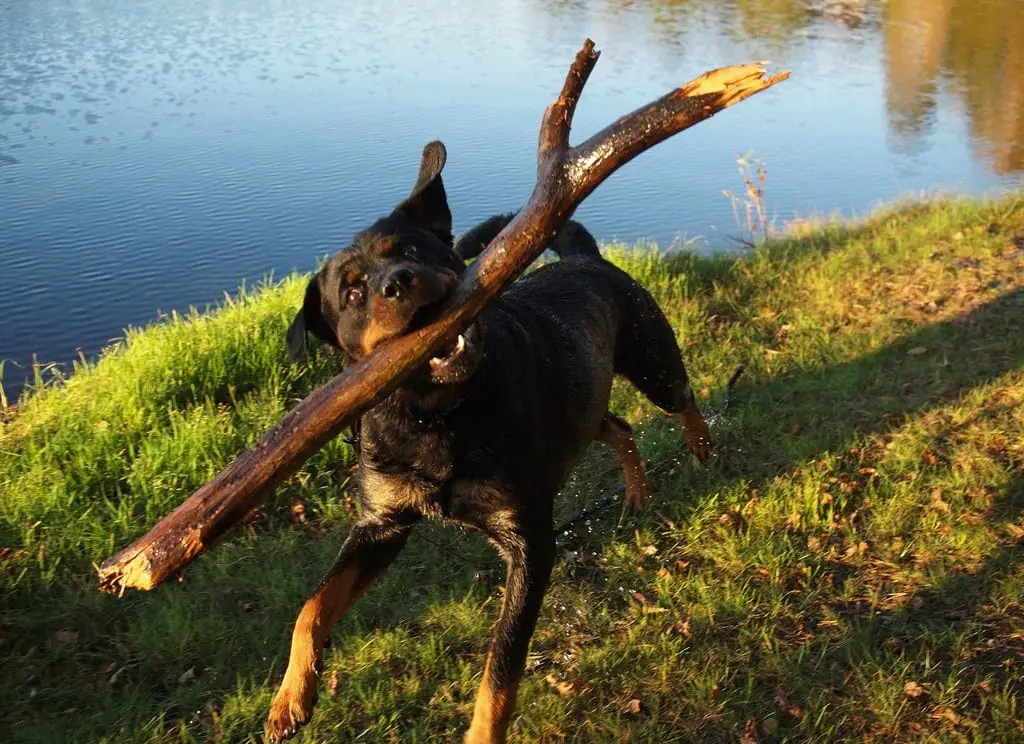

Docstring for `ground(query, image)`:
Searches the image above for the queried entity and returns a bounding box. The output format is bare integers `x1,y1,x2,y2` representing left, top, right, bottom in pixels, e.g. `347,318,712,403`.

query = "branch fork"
97,40,789,595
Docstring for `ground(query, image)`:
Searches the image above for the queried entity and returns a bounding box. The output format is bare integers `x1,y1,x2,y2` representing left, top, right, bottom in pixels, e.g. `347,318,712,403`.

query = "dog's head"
287,141,482,385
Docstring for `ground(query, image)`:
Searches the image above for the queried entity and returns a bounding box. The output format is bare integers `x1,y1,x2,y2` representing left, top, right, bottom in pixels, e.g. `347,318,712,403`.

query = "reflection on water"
885,0,1024,173
537,0,1024,174
0,0,1021,399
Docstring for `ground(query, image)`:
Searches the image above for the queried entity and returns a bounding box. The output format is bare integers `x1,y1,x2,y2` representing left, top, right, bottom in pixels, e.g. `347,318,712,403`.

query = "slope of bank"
2,195,1022,743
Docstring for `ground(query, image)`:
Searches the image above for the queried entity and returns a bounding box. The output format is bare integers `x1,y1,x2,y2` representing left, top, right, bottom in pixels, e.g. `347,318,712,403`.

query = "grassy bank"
2,196,1023,743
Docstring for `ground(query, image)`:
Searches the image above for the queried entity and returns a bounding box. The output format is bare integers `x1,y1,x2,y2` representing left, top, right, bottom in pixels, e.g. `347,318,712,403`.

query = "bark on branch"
97,39,788,595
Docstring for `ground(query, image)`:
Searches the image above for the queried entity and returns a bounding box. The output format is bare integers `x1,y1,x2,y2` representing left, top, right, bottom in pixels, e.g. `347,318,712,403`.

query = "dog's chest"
357,416,455,520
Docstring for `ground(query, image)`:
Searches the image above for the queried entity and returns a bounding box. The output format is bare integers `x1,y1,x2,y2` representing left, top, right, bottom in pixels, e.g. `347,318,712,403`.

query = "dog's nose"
381,266,415,300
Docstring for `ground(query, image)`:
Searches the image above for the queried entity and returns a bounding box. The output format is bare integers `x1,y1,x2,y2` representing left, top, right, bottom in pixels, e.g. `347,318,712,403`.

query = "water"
2,0,1022,400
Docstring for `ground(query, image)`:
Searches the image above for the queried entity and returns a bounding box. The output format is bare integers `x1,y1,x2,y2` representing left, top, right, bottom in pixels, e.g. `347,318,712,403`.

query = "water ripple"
1,0,1020,399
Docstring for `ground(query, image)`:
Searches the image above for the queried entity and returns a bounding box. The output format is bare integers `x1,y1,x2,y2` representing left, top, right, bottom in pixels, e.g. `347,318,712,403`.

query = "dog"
267,141,712,744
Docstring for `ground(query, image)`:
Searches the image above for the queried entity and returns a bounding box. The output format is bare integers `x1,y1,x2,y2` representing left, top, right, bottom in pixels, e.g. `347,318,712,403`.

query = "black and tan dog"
267,141,712,743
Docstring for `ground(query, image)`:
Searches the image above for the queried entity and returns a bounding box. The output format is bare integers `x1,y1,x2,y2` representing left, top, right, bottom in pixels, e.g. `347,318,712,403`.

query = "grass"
2,194,1023,743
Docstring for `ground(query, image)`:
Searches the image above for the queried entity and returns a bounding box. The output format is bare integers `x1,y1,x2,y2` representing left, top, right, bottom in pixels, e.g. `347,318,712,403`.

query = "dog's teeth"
429,334,467,369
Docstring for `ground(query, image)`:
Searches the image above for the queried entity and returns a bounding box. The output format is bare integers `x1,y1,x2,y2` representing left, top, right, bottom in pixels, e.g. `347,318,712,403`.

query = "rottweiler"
267,141,712,744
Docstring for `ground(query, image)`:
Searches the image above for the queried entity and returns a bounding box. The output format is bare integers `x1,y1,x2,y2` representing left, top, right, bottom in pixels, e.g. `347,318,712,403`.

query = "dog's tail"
454,212,602,262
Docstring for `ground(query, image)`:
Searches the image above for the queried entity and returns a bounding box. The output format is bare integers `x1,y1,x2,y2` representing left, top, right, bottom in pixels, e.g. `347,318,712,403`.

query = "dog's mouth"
427,322,481,383
429,333,467,369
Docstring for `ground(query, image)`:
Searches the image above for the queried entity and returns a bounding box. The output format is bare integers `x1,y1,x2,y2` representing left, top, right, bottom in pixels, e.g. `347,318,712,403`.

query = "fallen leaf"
623,698,642,715
545,674,580,697
906,346,928,356
200,702,220,727
904,680,925,698
54,629,79,645
774,687,804,719
740,718,761,743
178,666,198,684
326,669,341,696
290,496,307,524
108,664,131,685
931,488,950,513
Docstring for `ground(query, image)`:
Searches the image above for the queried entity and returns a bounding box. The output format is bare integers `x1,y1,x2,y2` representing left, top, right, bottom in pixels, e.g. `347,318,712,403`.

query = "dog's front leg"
466,526,556,744
266,519,413,741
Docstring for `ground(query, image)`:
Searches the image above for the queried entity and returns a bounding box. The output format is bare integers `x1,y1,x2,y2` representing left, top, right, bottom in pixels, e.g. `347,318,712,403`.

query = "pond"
1,0,1022,400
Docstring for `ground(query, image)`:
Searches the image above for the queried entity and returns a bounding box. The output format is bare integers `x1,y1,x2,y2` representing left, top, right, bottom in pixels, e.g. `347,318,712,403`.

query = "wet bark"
97,40,788,595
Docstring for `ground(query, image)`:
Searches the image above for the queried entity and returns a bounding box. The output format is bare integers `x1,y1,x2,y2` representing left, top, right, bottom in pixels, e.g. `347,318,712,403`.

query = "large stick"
97,40,789,595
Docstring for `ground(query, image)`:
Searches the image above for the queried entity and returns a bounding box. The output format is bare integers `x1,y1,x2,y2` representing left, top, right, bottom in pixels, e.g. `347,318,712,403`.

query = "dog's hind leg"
614,281,713,462
596,412,650,514
266,521,412,742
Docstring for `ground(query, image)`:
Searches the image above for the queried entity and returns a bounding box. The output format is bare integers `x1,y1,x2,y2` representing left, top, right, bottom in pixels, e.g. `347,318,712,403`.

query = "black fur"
266,141,711,744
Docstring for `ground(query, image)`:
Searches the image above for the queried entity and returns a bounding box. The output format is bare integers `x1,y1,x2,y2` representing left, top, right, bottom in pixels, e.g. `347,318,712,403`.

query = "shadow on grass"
551,287,1023,740
717,286,1023,475
560,286,1024,546
778,469,1024,740
3,262,1022,742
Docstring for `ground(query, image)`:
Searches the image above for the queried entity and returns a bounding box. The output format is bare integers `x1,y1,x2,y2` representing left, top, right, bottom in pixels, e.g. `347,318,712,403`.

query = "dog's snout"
382,266,415,300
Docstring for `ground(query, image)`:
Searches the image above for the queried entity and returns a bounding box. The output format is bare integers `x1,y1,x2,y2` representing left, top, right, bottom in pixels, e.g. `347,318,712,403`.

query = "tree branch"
537,39,600,173
97,40,789,595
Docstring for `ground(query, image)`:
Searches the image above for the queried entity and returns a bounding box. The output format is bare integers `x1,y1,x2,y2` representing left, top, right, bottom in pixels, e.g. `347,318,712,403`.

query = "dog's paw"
621,467,650,515
680,409,713,463
265,676,319,742
684,429,712,463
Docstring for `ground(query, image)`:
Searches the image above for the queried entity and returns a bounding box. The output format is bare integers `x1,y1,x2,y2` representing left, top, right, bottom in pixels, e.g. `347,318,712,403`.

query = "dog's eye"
345,287,363,307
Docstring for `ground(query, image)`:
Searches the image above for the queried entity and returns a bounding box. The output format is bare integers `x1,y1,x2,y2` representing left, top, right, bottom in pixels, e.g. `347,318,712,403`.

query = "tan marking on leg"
266,566,368,741
680,398,713,463
597,413,650,513
465,654,521,744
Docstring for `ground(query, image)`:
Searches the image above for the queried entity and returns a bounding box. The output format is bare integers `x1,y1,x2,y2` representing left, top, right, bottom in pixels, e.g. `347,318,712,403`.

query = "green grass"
2,195,1023,743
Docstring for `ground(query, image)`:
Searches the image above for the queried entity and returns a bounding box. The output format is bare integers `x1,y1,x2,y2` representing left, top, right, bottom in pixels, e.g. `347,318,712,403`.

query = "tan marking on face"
360,295,408,355
369,235,398,256
360,317,393,356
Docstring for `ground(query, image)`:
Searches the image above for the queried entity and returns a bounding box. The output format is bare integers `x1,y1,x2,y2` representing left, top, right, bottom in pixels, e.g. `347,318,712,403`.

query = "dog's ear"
392,141,453,245
286,277,336,361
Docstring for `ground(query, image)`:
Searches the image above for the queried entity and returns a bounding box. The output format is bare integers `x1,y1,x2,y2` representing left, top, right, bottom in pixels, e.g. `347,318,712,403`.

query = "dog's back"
454,212,601,262
459,214,697,426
